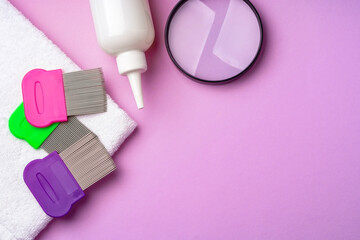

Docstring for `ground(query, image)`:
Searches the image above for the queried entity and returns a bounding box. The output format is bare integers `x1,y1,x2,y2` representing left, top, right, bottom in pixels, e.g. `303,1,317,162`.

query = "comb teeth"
63,68,107,116
59,132,116,190
41,117,91,153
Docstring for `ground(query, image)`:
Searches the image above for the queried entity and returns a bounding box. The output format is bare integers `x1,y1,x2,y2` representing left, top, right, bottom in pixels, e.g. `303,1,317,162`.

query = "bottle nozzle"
127,71,144,109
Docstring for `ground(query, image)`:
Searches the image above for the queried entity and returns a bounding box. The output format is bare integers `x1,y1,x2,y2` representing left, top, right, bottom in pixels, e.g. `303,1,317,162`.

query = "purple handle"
23,151,85,217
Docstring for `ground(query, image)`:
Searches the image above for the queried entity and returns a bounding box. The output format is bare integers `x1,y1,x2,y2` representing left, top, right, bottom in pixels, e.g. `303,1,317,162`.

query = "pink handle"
22,69,67,127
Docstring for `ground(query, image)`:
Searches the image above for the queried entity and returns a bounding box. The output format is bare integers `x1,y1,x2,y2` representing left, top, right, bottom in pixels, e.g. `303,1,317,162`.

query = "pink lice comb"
22,68,107,127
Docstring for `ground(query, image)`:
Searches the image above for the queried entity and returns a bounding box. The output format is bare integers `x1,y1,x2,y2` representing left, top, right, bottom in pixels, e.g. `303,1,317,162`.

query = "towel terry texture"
0,0,137,239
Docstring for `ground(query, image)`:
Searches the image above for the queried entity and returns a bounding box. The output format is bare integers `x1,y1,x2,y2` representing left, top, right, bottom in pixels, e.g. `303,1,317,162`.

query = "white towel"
0,0,137,239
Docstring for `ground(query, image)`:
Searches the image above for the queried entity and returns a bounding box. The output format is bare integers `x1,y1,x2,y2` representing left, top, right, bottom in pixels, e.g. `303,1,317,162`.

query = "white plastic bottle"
89,0,155,109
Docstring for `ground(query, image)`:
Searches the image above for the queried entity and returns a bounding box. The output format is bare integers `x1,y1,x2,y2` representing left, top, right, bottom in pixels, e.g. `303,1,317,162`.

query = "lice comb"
22,68,107,127
8,103,59,149
23,152,85,218
24,132,116,217
9,103,90,152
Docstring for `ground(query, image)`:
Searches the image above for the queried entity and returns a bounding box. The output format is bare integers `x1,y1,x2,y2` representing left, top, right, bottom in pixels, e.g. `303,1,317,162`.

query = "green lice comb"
8,103,91,153
8,103,59,149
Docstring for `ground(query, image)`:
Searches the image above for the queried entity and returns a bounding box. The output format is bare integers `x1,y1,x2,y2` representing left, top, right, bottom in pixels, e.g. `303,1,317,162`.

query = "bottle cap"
22,69,67,127
116,50,146,109
8,103,59,149
23,151,85,217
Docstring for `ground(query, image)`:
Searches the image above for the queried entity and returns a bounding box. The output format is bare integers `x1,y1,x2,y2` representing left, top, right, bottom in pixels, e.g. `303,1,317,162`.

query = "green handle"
8,103,59,149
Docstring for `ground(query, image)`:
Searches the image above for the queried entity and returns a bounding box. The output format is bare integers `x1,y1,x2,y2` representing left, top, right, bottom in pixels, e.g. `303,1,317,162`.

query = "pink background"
8,0,360,239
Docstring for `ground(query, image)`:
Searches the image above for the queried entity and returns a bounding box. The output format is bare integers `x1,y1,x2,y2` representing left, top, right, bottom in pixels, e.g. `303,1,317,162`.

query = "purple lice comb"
23,132,116,217
23,151,85,217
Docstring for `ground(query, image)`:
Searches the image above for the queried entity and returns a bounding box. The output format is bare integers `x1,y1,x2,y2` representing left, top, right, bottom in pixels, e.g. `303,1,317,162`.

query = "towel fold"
0,0,137,239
